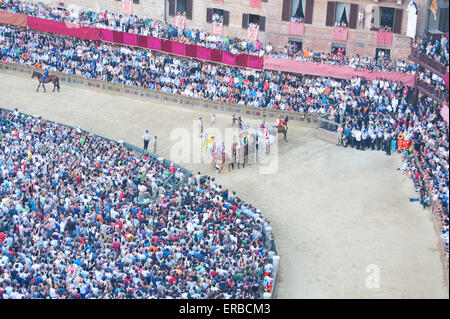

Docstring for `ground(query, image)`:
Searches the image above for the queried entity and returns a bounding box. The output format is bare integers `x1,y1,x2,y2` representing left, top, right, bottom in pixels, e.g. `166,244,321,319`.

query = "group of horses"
207,124,288,173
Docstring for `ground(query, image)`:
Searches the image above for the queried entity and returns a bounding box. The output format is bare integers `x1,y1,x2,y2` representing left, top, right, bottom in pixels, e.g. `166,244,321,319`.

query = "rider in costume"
41,66,49,84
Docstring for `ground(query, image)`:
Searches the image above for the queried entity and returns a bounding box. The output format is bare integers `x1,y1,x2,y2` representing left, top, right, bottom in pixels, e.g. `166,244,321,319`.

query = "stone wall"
22,0,428,59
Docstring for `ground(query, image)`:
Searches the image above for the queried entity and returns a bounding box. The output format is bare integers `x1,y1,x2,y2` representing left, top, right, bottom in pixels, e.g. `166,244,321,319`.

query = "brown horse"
32,71,60,93
211,151,233,174
276,125,288,142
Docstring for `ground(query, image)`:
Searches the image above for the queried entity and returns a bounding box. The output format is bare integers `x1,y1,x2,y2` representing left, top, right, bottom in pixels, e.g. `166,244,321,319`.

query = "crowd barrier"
1,10,419,84
0,61,321,129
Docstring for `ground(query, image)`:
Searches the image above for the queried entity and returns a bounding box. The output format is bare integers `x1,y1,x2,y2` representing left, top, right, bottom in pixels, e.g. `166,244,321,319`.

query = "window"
207,8,230,26
376,48,390,59
334,2,350,27
371,6,403,34
331,43,346,55
289,39,303,51
170,0,193,19
380,7,395,29
326,2,358,29
282,0,314,24
291,0,305,21
242,14,266,31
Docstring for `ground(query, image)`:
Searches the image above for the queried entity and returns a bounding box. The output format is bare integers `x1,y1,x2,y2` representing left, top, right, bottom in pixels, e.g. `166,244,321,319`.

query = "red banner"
172,41,186,55
333,27,348,41
289,22,304,36
263,57,416,86
175,15,186,30
197,47,212,60
27,17,100,40
0,11,27,27
137,35,149,48
376,31,393,46
212,23,223,36
250,0,262,8
122,0,133,14
148,36,161,50
124,32,137,46
247,28,258,41
100,29,113,42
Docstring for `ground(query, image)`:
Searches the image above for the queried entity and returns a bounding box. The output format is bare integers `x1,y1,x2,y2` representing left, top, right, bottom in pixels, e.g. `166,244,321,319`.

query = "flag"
430,0,437,20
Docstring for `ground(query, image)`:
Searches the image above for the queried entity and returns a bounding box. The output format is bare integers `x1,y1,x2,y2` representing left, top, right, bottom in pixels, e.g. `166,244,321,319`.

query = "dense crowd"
1,0,417,73
0,0,448,290
0,25,413,115
0,108,275,299
414,36,449,68
335,94,449,264
266,44,416,74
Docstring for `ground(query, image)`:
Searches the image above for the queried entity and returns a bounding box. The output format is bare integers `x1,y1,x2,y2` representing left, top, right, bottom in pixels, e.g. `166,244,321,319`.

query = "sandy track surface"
1,72,448,298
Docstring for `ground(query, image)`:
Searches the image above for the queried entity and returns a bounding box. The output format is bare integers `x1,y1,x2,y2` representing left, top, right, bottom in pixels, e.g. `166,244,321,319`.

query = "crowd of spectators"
414,36,449,68
0,0,448,288
0,0,264,56
0,108,275,299
1,0,417,73
0,25,413,115
335,93,449,265
266,43,416,74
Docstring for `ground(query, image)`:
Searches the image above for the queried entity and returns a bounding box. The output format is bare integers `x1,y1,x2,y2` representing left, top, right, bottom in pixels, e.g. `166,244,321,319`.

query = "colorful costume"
42,69,49,83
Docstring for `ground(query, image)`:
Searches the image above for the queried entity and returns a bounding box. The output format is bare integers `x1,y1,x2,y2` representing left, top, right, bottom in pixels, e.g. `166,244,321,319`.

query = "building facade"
27,0,448,60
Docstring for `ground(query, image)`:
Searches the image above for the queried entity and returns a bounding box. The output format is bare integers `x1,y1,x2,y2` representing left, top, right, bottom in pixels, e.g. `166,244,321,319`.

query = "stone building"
26,0,449,59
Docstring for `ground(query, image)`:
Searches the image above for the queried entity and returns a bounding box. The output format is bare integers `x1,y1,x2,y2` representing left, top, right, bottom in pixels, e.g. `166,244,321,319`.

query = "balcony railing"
417,79,449,104
410,47,448,78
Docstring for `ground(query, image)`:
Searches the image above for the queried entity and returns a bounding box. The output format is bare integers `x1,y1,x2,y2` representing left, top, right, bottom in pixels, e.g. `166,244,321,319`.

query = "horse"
211,151,233,174
32,71,60,93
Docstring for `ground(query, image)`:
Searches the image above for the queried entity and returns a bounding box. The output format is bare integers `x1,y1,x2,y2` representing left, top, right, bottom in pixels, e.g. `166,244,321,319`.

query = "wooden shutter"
282,0,291,22
325,1,336,27
168,0,175,17
304,0,314,24
348,4,358,29
186,0,193,20
242,14,249,29
206,8,213,23
223,11,230,26
393,8,403,34
439,8,449,33
259,16,266,31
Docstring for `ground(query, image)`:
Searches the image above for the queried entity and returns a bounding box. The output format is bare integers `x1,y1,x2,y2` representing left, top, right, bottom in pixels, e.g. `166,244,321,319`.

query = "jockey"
42,66,49,84
213,142,225,159
276,115,286,129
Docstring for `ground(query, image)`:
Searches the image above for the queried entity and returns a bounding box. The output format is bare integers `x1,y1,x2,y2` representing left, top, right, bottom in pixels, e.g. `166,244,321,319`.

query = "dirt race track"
1,71,448,298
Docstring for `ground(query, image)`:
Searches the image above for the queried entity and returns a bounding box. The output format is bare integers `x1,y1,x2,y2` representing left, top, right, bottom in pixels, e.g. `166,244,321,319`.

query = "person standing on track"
142,130,151,151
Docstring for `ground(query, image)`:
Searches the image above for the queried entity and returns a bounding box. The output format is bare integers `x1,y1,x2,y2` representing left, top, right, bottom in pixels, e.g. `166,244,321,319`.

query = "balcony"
409,47,447,79
417,79,449,104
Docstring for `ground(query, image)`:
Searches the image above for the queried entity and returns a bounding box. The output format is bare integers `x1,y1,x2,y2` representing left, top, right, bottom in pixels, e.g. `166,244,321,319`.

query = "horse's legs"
42,84,46,93
36,83,40,92
53,82,56,92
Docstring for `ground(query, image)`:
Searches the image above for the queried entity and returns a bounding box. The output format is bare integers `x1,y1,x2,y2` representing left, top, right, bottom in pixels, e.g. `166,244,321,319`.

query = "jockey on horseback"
42,66,49,84
276,115,287,130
